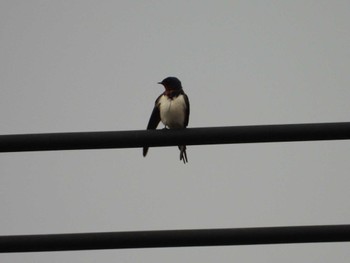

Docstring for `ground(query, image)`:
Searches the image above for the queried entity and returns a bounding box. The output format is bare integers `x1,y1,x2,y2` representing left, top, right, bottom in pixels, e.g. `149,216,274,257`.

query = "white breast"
158,95,186,128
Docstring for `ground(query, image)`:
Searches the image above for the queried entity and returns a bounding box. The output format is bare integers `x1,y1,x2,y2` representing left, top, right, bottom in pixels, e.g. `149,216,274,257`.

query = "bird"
143,77,190,163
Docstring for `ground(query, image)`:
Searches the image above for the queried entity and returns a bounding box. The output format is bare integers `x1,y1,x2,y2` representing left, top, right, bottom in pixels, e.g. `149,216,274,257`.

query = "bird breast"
158,94,186,128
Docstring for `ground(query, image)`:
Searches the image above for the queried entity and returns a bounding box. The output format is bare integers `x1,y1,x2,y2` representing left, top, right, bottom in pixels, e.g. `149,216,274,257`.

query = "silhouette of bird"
143,77,190,163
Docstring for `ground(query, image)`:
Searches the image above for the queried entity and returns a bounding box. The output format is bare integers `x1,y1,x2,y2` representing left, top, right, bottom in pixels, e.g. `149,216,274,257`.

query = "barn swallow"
143,77,190,163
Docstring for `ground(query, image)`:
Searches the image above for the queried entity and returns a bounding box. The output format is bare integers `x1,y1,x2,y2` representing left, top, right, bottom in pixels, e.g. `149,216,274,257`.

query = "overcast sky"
1,1,350,262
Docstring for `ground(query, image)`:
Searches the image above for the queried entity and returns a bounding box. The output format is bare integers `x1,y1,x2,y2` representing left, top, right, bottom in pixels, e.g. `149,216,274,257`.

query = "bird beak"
157,81,163,85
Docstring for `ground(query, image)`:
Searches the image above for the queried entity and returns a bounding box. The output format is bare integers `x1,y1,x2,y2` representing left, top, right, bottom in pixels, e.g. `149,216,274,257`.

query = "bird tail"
179,145,188,164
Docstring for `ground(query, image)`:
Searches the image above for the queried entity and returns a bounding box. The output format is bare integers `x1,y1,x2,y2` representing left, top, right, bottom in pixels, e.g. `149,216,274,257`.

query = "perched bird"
143,77,190,163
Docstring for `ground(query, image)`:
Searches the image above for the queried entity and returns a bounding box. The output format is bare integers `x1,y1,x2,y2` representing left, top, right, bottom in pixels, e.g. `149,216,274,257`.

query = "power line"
1,225,349,253
1,123,350,253
1,122,350,153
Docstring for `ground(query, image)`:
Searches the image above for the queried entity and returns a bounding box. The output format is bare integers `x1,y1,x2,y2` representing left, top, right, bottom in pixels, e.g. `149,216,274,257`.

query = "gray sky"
1,1,350,262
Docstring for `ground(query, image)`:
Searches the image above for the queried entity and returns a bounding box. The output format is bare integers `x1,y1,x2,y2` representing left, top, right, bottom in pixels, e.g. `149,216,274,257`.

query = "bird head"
158,77,182,90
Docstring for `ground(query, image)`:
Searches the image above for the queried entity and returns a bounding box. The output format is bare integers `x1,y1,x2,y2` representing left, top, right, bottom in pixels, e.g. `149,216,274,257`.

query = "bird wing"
143,94,162,157
183,93,190,127
146,104,161,130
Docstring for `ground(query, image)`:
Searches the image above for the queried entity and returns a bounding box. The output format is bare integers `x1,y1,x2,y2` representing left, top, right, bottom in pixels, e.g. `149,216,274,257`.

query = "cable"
1,122,350,152
1,225,349,253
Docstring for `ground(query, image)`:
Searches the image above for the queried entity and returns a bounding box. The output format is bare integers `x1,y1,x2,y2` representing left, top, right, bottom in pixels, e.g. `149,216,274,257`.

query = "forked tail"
179,145,188,164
